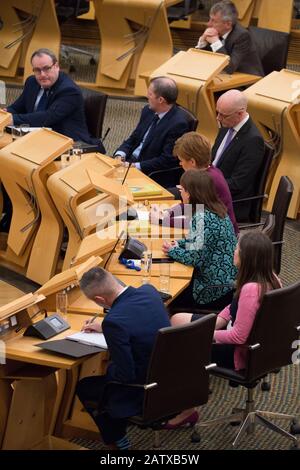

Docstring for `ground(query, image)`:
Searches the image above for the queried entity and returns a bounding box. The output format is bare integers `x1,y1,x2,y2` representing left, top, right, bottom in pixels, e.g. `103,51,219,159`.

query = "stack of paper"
66,331,107,349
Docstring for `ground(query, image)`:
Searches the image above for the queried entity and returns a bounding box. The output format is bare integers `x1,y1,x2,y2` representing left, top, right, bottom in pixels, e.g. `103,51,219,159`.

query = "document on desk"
66,331,108,349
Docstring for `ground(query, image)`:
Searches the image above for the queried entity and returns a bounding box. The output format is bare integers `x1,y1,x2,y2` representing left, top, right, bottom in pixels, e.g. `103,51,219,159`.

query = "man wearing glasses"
195,1,263,76
212,89,264,222
6,48,105,152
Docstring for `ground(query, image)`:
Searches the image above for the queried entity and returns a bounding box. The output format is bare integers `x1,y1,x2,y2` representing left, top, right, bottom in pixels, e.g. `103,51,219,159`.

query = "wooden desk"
0,129,73,284
1,312,108,449
146,49,261,143
244,69,300,218
0,0,60,83
80,0,182,95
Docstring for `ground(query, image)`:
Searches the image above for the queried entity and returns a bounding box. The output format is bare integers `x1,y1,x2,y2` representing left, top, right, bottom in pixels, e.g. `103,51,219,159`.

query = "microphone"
103,229,126,270
102,127,111,142
121,161,132,185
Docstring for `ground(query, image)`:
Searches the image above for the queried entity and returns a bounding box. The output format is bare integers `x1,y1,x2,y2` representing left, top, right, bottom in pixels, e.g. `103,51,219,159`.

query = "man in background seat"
195,1,263,76
114,76,190,177
6,48,105,152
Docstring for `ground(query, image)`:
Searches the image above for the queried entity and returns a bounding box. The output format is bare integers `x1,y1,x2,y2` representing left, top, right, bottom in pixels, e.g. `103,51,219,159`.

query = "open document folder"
36,331,107,358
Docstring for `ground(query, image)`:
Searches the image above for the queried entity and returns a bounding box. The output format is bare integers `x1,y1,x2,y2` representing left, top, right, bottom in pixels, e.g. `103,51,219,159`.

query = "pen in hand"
82,314,102,333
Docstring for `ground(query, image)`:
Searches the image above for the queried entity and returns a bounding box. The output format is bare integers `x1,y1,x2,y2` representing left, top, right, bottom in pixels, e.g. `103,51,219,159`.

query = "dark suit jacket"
7,71,102,148
212,117,264,221
202,23,264,76
116,105,190,175
101,285,170,419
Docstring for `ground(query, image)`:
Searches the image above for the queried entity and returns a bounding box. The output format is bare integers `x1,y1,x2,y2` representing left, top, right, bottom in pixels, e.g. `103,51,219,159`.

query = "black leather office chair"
148,105,198,188
191,282,300,449
83,92,108,140
167,0,200,23
233,142,275,224
106,314,216,447
248,26,290,76
240,176,293,275
270,176,294,274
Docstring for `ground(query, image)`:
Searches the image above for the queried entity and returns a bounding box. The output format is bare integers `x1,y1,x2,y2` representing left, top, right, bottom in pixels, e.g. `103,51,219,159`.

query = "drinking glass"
159,262,171,293
56,291,68,320
141,250,152,285
116,155,126,182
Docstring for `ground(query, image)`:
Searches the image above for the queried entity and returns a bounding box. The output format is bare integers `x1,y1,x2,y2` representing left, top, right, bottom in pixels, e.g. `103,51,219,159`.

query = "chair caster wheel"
261,381,271,391
290,420,300,435
90,57,96,65
191,431,201,443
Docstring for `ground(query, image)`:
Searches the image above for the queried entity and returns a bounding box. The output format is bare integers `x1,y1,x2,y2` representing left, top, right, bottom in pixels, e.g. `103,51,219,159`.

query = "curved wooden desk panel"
0,129,72,283
91,0,180,94
0,0,60,82
244,70,300,218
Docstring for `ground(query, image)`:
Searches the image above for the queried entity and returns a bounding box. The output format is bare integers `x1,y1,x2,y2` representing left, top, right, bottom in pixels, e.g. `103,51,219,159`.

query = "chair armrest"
108,380,158,390
148,166,181,178
233,194,267,204
238,222,264,230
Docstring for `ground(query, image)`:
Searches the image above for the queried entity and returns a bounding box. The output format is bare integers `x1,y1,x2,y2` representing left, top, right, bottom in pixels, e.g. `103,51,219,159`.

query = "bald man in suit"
212,90,264,222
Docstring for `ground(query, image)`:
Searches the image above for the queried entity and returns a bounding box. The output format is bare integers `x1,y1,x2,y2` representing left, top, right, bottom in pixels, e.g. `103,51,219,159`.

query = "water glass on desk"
116,155,126,182
141,250,152,285
56,291,68,320
159,262,171,293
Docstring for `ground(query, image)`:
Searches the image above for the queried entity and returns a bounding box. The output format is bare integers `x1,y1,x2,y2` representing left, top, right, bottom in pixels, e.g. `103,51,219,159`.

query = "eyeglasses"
32,63,55,75
216,108,244,119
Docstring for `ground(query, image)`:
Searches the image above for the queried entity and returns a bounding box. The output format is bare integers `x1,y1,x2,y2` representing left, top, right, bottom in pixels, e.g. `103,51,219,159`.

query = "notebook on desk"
129,185,162,197
36,332,107,358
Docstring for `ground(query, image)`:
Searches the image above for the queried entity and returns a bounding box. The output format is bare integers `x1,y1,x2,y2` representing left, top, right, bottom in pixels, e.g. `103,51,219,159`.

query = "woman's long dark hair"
180,169,227,218
235,231,281,301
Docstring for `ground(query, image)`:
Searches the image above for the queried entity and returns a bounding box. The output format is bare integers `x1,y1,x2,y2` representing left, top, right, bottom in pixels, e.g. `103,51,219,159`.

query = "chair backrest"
248,141,275,223
270,176,293,274
141,314,216,424
167,0,199,22
248,26,290,76
56,0,89,22
177,104,198,132
83,92,108,139
245,281,300,382
261,213,275,238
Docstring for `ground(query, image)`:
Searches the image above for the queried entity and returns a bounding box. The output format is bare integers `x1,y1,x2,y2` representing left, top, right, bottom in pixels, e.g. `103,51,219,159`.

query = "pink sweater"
214,283,260,370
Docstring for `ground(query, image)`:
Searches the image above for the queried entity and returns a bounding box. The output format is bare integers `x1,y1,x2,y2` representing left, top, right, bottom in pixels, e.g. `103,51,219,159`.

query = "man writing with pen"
76,267,170,451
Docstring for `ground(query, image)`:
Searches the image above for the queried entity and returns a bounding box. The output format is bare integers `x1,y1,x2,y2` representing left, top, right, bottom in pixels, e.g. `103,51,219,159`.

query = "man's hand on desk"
81,318,102,333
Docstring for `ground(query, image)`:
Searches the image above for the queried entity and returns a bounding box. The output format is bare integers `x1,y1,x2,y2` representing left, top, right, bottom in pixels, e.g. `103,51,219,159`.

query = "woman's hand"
162,240,178,254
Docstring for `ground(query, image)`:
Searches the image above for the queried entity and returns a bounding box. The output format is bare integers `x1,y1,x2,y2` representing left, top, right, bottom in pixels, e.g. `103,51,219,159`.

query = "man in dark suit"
212,89,264,222
195,1,263,76
115,76,190,176
6,48,105,152
76,267,170,450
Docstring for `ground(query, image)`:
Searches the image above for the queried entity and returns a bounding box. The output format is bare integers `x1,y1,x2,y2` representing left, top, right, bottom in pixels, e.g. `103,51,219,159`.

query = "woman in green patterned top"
163,170,237,311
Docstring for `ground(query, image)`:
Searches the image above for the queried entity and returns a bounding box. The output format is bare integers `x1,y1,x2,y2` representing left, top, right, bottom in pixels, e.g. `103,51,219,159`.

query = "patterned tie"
142,114,160,148
36,89,49,111
213,128,235,166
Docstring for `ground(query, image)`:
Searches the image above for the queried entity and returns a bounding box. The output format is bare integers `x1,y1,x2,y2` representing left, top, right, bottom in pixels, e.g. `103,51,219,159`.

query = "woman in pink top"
164,231,281,429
